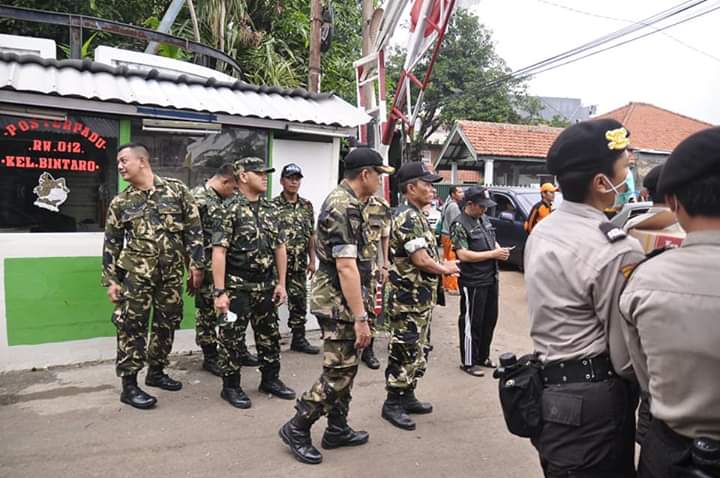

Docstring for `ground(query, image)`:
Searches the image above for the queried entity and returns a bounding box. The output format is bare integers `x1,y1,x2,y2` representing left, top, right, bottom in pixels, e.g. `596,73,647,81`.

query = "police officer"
272,163,320,355
381,161,460,431
278,148,393,465
212,157,295,409
103,143,204,409
359,193,392,369
450,186,510,377
524,119,645,476
191,163,243,376
620,127,720,477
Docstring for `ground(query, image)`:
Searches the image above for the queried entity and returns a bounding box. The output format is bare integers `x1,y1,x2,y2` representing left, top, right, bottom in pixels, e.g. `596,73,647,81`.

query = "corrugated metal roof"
0,53,370,129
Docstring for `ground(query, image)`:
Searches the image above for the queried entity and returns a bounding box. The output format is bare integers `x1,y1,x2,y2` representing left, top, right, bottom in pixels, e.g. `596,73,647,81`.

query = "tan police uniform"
619,126,720,477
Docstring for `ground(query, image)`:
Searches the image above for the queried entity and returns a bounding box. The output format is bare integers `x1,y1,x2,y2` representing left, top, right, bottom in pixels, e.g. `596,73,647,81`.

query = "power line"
473,0,719,95
537,0,720,63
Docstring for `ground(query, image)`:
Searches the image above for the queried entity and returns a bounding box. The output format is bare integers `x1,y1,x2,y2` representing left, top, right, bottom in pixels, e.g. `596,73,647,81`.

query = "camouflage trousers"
286,269,308,331
194,270,218,348
217,287,281,377
111,269,183,377
384,308,433,391
297,317,360,420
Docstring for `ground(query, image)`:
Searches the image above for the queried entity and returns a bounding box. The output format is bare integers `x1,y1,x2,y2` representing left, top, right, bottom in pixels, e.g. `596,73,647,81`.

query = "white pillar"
483,159,494,185
450,161,458,184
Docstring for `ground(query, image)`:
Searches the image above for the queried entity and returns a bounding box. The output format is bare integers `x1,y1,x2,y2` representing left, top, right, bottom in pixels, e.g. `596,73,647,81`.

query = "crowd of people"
101,119,720,476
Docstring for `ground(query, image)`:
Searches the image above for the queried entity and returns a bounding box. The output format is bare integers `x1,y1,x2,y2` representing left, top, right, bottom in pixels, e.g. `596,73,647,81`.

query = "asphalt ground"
0,270,543,478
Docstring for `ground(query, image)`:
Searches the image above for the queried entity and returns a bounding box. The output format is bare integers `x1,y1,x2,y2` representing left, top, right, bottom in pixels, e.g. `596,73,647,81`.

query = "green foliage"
386,9,537,148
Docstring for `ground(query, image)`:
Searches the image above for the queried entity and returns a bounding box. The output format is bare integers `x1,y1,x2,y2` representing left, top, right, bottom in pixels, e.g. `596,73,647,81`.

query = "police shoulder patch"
599,222,626,243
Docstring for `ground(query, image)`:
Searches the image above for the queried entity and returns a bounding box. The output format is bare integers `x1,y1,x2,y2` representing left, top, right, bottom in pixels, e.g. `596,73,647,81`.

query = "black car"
485,186,563,270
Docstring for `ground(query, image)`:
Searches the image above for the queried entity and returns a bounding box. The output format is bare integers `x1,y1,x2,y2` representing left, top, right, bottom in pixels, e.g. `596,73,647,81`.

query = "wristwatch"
212,288,226,298
353,313,369,322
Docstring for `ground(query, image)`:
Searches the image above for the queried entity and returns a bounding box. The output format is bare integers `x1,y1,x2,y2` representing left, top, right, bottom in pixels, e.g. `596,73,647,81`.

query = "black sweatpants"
458,281,498,367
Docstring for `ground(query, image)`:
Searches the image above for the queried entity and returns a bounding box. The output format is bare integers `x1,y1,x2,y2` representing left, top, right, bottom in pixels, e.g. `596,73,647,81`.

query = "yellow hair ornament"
606,128,629,150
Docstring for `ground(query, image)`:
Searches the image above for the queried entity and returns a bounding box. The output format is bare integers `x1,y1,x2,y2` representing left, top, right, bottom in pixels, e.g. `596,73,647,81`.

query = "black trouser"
458,281,498,367
531,377,638,477
639,418,720,478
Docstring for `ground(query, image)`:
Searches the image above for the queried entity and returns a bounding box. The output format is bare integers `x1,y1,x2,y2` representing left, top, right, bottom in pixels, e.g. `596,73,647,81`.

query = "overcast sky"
394,0,720,124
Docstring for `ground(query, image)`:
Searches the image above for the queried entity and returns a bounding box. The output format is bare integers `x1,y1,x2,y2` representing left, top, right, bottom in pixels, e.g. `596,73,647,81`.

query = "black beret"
642,164,663,194
395,161,442,184
658,127,720,195
344,147,395,174
546,119,630,175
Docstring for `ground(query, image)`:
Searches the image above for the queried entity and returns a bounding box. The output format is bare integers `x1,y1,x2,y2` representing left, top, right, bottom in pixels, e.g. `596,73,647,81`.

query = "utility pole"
308,0,322,93
360,0,377,147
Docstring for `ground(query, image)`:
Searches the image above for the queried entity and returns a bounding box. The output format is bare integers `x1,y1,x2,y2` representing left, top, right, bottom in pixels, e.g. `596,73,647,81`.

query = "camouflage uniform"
385,202,439,391
212,193,286,378
102,176,204,377
272,193,315,331
297,181,366,418
191,184,226,349
360,195,391,320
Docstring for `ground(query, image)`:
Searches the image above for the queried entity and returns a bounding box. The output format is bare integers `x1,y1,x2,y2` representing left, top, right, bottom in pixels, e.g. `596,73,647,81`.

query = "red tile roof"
594,102,713,152
457,120,563,159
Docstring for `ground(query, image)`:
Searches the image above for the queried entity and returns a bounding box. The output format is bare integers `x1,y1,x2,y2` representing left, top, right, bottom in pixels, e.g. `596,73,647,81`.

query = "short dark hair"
118,142,151,161
344,166,373,180
450,185,462,196
400,178,420,194
674,175,720,217
214,163,235,179
556,152,621,202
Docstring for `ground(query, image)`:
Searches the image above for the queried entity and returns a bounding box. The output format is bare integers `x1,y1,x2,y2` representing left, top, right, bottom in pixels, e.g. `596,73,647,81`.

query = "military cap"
344,147,395,174
281,163,303,178
395,161,442,185
464,186,497,208
658,127,720,195
546,119,630,175
234,156,275,174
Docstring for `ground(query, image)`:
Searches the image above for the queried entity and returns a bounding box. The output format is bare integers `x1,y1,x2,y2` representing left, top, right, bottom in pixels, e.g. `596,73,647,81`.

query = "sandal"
460,365,485,377
482,358,497,369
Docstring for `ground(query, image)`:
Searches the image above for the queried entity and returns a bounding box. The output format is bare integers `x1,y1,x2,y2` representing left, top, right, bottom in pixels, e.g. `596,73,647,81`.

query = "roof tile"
457,120,563,158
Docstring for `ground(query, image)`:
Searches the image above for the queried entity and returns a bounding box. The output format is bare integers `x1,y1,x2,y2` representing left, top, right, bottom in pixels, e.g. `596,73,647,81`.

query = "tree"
386,9,536,148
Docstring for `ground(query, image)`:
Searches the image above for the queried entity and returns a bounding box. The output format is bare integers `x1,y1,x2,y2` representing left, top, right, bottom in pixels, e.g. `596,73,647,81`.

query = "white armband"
404,237,428,254
332,244,358,258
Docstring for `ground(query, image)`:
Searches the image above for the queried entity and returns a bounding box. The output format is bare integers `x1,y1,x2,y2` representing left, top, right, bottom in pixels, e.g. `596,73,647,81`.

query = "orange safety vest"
524,201,552,233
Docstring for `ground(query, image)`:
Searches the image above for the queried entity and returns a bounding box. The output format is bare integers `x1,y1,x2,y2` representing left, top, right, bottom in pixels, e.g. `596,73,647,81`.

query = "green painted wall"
4,257,197,346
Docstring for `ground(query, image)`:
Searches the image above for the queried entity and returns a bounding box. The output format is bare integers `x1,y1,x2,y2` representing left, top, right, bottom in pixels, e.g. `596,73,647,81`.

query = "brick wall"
439,169,483,183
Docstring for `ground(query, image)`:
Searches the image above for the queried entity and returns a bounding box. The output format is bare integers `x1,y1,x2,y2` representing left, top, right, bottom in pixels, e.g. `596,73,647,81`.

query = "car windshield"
516,191,563,213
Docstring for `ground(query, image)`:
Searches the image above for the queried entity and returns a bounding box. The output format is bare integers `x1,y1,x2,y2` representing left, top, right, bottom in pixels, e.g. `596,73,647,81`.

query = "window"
130,121,268,189
488,193,522,221
0,113,118,232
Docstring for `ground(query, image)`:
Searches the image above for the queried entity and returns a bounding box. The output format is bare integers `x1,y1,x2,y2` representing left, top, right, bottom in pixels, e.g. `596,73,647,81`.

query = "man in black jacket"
450,187,510,377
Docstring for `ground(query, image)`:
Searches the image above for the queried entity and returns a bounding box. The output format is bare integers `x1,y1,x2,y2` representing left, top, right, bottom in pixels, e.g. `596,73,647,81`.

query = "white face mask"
600,169,630,208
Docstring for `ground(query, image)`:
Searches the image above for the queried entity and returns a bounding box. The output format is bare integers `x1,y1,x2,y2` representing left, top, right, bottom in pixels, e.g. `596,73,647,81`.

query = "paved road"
0,270,543,478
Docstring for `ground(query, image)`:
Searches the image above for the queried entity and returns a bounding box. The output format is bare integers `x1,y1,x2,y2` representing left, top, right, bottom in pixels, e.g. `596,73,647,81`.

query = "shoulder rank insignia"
599,222,626,243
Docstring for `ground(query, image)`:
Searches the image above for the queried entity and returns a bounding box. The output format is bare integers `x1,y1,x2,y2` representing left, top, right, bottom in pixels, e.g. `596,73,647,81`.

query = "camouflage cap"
233,156,275,175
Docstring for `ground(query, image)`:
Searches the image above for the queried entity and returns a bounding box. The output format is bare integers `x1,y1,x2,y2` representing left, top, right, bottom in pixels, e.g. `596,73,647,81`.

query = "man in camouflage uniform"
381,161,460,431
212,157,295,409
272,163,320,355
103,143,204,410
191,163,257,376
359,194,391,369
279,148,394,465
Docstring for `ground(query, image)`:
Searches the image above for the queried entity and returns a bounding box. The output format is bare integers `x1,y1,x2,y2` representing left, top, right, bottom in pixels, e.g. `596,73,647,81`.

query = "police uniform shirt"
524,200,645,377
619,231,720,440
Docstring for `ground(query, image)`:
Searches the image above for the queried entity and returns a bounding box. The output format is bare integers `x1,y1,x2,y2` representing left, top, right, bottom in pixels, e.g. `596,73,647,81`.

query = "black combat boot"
403,389,433,414
381,390,416,430
239,351,260,367
290,328,320,355
361,339,380,369
145,366,183,391
259,367,296,400
321,406,369,449
201,344,222,377
279,401,323,465
120,374,157,409
220,373,252,409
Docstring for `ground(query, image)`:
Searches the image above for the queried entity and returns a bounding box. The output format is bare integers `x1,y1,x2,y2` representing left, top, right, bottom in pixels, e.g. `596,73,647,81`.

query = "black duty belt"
541,354,615,385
